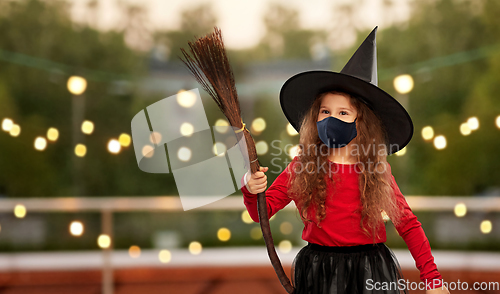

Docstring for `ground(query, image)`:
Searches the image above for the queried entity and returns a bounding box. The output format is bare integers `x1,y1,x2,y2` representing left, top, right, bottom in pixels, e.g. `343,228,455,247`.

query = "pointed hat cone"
341,26,378,86
279,26,413,154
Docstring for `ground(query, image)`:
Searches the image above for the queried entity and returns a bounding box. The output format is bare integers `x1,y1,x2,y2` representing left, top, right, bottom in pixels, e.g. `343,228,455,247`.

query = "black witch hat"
279,27,413,154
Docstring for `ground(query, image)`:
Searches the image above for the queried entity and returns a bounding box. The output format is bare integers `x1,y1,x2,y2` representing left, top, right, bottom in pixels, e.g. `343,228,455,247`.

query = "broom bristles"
180,27,259,173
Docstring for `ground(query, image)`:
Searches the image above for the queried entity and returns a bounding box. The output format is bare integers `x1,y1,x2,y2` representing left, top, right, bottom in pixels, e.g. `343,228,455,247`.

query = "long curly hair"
288,91,404,242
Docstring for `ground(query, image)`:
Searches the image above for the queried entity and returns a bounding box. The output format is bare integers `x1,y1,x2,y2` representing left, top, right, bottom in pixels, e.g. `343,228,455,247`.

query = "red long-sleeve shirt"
242,159,443,290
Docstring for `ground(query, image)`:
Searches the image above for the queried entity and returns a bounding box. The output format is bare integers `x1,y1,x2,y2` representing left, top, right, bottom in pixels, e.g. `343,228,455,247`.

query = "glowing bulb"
108,139,121,154
213,142,226,156
81,120,94,134
217,228,231,242
288,145,300,159
70,221,84,236
255,141,268,155
119,133,131,147
480,220,492,234
467,117,479,131
287,123,298,136
421,126,434,141
280,222,293,235
454,203,467,217
142,145,154,158
2,118,13,131
150,131,162,144
278,240,292,253
188,241,202,255
98,234,111,248
251,118,266,133
176,90,196,108
47,128,59,141
180,122,194,136
460,123,471,136
395,147,407,156
177,147,192,162
393,74,414,94
67,76,87,95
250,227,262,240
129,245,141,258
241,210,253,224
496,115,500,129
159,250,172,263
14,204,26,218
34,137,47,151
75,144,87,157
433,135,447,150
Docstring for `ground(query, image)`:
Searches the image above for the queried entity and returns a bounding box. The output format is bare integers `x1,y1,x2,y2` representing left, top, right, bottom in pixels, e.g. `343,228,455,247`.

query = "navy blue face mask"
316,116,357,148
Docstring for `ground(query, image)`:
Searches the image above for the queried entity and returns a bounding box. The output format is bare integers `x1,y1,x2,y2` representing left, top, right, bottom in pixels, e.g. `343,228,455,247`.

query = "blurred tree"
375,0,500,195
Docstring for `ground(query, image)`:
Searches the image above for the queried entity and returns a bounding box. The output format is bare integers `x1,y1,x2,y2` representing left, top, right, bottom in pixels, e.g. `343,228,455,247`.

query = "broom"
180,27,295,294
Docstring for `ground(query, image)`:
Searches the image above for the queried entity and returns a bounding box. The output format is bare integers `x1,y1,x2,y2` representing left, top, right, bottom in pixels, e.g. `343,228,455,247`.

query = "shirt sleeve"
389,173,443,290
241,164,293,223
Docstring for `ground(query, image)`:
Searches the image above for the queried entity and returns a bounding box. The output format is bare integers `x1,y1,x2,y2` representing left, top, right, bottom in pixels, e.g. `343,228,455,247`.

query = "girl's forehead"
320,93,354,108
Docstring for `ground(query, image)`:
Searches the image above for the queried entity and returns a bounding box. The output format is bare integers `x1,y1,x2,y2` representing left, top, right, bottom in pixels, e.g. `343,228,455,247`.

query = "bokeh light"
14,204,26,218
395,146,406,156
34,137,47,151
280,222,293,235
150,131,162,144
119,133,131,147
287,123,298,136
467,117,479,131
251,118,266,133
188,241,202,255
255,140,268,155
177,90,196,108
496,115,500,129
217,228,231,242
454,203,467,217
177,146,192,162
2,118,13,131
47,128,59,141
288,145,300,159
250,227,262,240
108,139,121,154
69,221,84,236
180,122,194,136
480,220,492,234
213,142,226,156
433,135,447,150
67,76,87,95
9,124,21,137
159,250,172,263
129,245,141,258
75,144,87,157
81,120,94,134
278,240,292,253
142,145,154,158
393,74,414,94
97,234,111,248
460,123,471,136
421,126,434,141
241,210,253,224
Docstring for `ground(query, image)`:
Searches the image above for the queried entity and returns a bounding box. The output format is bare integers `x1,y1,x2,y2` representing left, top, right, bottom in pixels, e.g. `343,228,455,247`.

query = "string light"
119,133,131,147
129,246,141,258
81,120,94,135
9,124,20,137
180,122,194,137
433,135,447,150
2,118,13,131
480,220,492,234
255,141,268,155
107,139,121,154
495,115,500,129
278,240,292,253
454,203,467,217
393,74,414,94
67,76,87,95
467,117,479,131
459,123,471,136
98,234,111,248
241,210,253,224
47,128,59,141
159,250,172,263
188,241,202,255
251,118,266,133
421,126,434,141
69,221,84,236
34,137,47,151
176,90,196,108
14,204,26,218
213,142,226,156
75,144,87,157
177,147,192,162
142,145,154,158
217,228,231,242
280,222,293,235
250,227,262,240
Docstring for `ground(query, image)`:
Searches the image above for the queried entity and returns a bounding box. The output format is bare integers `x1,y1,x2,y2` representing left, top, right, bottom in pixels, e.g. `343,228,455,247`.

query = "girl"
242,28,450,294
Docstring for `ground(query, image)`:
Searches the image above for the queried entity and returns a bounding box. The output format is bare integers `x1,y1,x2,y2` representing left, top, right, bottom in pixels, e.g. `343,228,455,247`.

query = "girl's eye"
340,111,348,115
321,109,330,114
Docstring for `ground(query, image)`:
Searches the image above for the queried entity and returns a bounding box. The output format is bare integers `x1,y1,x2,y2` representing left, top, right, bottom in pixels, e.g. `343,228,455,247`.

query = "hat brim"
279,71,413,154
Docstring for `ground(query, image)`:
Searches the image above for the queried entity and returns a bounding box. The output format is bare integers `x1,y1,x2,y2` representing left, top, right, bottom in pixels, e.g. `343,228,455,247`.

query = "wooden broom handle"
257,192,295,293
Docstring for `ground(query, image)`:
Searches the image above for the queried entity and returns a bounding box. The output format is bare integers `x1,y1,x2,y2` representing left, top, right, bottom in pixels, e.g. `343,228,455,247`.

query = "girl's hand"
245,166,269,194
426,285,450,294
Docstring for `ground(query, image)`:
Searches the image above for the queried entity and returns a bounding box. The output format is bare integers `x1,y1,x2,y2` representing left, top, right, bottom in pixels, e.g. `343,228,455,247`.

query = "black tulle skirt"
292,242,409,294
